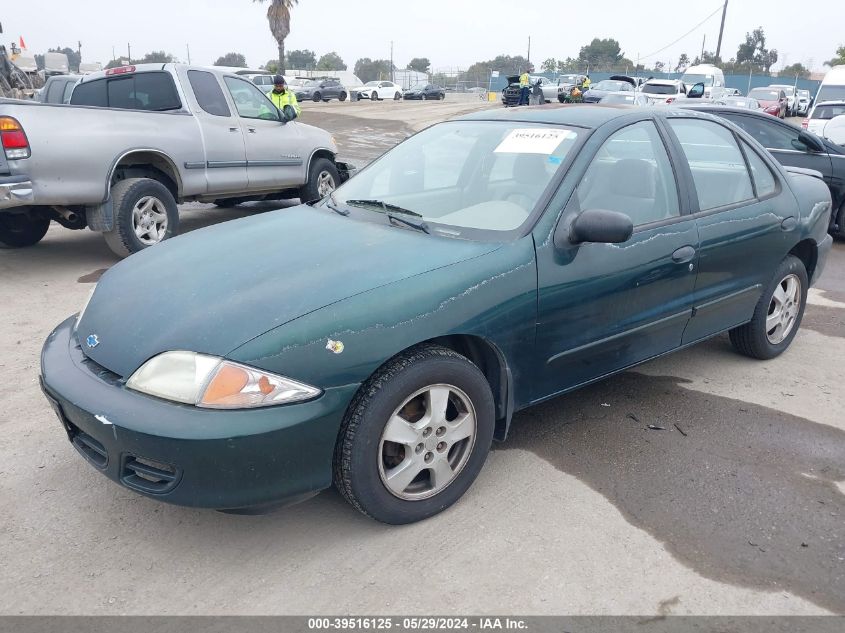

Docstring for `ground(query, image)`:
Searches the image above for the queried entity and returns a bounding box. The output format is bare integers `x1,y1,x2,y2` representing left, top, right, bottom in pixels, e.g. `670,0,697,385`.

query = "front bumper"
0,175,34,210
40,316,359,511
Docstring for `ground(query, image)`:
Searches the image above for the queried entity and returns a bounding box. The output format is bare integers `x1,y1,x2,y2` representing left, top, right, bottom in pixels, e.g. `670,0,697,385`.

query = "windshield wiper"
387,212,430,234
325,193,350,216
344,199,423,217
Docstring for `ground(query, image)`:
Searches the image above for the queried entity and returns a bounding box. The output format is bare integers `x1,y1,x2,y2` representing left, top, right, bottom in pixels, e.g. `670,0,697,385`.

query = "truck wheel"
312,92,322,102
103,178,179,258
0,211,50,248
339,91,347,102
333,344,495,524
299,158,340,203
729,255,808,360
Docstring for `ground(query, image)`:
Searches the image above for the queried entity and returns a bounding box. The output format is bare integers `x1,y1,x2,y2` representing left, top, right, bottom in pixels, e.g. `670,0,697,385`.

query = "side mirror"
823,115,845,146
687,82,705,99
798,130,824,152
281,104,298,122
568,209,634,244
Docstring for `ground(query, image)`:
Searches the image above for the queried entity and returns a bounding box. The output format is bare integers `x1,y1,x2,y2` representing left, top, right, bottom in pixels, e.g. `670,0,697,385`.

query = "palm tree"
253,0,298,74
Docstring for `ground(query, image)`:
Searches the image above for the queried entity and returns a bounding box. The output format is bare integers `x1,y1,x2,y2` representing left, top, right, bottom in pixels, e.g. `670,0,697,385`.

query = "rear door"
222,76,305,191
185,69,248,195
664,116,795,343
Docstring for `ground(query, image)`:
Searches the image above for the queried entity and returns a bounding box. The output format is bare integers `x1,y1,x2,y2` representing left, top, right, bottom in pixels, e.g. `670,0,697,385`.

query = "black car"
295,79,348,102
403,84,445,100
680,104,845,237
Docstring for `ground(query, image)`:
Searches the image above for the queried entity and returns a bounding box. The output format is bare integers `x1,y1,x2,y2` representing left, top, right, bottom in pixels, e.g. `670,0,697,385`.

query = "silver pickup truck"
0,63,352,256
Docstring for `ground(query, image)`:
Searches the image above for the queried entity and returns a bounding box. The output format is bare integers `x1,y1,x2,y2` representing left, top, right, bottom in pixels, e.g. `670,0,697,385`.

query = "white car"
640,79,687,105
797,89,811,116
804,100,845,138
356,81,404,101
528,76,560,103
769,84,798,116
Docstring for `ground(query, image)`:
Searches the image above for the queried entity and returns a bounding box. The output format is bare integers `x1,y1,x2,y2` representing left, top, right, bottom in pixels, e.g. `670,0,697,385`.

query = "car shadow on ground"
501,353,845,613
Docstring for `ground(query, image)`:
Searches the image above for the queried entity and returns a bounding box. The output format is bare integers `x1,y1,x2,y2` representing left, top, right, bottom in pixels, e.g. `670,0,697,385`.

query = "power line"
639,3,724,61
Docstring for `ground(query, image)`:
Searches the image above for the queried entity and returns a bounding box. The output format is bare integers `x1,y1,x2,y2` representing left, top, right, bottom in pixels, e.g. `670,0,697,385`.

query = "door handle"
672,245,696,264
247,128,257,134
781,216,798,231
229,127,239,132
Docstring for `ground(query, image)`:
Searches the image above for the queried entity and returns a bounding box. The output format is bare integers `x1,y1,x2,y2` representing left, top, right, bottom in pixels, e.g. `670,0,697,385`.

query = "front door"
223,76,305,191
534,119,699,400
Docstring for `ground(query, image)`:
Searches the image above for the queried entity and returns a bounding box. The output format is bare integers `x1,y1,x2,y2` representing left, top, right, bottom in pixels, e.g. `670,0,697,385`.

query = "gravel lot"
1,99,843,616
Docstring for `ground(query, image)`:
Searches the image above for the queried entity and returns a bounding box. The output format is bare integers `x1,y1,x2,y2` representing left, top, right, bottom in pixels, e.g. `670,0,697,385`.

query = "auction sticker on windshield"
495,128,575,154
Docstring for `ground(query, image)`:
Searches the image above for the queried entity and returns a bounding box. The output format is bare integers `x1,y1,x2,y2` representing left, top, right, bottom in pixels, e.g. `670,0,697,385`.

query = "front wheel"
394,91,401,100
103,178,179,258
729,255,808,360
371,91,379,101
312,92,322,102
0,211,50,248
339,91,347,102
334,344,495,524
299,158,340,203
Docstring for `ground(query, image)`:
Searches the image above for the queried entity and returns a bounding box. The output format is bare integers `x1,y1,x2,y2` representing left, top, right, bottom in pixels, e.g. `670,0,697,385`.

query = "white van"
815,65,845,105
681,64,726,101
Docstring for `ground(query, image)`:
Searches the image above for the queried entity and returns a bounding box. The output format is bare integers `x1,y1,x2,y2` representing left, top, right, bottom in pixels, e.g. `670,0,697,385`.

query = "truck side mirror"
687,82,705,99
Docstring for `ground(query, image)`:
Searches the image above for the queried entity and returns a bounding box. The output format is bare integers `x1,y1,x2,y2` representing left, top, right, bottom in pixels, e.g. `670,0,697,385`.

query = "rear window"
749,89,780,101
643,84,678,95
817,86,845,103
811,103,845,120
70,72,181,111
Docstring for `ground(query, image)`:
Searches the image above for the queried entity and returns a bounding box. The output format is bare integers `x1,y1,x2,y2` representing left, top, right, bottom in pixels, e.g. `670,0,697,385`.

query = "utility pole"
77,40,82,66
112,46,116,64
715,0,729,61
186,43,191,65
390,40,394,83
127,43,131,64
527,36,531,67
700,34,706,60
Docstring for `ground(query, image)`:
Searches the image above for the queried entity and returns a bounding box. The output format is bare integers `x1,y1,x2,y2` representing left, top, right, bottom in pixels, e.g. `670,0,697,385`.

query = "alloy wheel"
378,384,477,500
766,273,801,344
131,196,168,245
316,171,336,197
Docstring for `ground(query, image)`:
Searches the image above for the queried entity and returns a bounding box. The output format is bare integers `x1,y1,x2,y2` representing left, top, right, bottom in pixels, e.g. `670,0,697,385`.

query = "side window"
577,121,680,226
668,118,754,210
741,141,777,198
721,114,801,151
70,79,107,107
103,72,182,111
45,80,63,103
62,80,76,103
223,76,279,121
188,70,231,117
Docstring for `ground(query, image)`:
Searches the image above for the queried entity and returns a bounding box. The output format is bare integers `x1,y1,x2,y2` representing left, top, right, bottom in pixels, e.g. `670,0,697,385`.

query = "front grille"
121,455,181,494
69,424,108,469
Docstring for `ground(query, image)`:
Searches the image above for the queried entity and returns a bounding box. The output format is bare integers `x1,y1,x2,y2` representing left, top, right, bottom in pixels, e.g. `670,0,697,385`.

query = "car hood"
77,205,500,378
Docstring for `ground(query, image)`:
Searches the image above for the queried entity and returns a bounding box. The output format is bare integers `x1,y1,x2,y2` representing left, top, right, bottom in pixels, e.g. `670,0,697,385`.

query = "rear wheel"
729,255,808,360
0,211,50,248
333,345,495,524
394,91,401,100
371,91,379,101
339,91,347,102
103,178,179,258
299,158,340,203
836,201,845,239
312,92,321,102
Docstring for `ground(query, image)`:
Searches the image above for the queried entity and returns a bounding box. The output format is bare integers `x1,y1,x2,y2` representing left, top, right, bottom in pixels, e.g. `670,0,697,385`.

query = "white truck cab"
680,64,726,101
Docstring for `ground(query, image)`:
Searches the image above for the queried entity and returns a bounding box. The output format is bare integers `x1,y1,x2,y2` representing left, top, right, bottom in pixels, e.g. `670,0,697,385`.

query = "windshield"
817,86,845,103
303,80,321,87
601,93,636,104
749,88,780,101
643,83,678,95
771,86,795,95
364,81,379,86
811,103,845,120
681,73,714,86
594,80,631,92
331,121,580,236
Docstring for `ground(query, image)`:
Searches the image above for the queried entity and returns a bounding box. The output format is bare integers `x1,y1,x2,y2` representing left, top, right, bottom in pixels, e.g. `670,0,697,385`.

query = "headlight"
126,351,321,409
75,286,96,331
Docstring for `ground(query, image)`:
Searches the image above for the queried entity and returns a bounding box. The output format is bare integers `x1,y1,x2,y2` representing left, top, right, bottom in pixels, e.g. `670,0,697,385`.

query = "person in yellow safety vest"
582,75,592,90
267,75,301,117
518,71,531,106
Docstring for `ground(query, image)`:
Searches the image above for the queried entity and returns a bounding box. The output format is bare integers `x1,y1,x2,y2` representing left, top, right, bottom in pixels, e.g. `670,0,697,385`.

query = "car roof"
645,79,681,85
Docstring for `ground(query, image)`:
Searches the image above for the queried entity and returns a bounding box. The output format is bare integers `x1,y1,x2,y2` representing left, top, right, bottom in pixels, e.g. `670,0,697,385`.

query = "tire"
371,91,379,101
439,93,445,100
103,178,179,258
333,344,495,524
0,211,50,248
836,201,845,239
394,91,401,100
339,91,347,102
298,157,340,203
312,92,321,102
729,255,808,360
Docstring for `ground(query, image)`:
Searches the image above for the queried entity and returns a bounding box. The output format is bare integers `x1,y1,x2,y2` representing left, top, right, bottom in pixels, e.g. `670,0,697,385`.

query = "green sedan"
41,105,833,524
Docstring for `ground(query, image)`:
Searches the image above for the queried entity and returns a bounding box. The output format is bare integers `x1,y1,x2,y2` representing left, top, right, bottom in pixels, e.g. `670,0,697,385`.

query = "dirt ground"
1,99,843,616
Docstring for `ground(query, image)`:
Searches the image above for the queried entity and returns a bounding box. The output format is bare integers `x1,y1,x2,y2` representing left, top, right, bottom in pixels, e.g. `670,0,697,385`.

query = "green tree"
354,58,394,83
139,51,175,63
406,57,431,73
652,61,665,74
824,45,845,67
35,47,81,72
105,58,130,70
675,53,690,73
214,52,248,67
317,51,347,71
780,62,810,79
541,58,557,73
735,27,777,73
462,54,532,84
286,49,316,70
557,57,579,73
262,59,279,73
578,38,624,71
253,0,298,74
